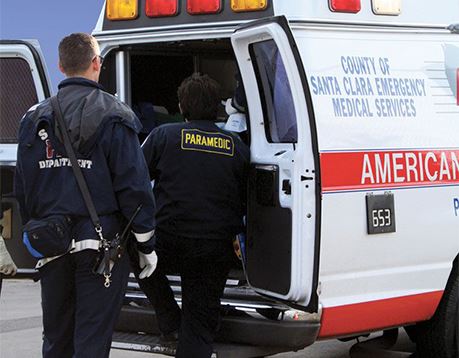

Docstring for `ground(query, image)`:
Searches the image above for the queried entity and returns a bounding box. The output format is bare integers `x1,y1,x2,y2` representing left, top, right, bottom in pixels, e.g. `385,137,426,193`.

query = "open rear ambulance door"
0,40,52,275
231,16,320,310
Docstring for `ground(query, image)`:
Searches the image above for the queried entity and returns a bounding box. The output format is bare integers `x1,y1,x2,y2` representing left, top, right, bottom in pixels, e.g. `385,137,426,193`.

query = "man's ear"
58,61,66,75
92,58,100,72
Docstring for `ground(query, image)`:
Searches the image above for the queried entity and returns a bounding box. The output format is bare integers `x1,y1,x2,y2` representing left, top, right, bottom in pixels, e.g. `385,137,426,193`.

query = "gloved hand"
0,236,17,276
138,251,158,279
224,98,247,133
133,230,157,279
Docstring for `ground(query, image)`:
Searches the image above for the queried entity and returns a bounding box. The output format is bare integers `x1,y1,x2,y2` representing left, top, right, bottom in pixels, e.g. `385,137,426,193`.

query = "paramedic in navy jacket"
138,73,250,357
14,33,157,358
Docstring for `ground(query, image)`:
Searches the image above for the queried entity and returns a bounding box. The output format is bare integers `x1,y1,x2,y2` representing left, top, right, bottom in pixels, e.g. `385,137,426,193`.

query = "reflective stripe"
36,255,64,269
133,230,154,243
35,239,101,269
72,239,101,252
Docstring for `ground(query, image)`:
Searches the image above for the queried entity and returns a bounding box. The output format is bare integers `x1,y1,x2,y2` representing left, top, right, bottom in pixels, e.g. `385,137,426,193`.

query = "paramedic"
137,73,249,357
14,33,157,358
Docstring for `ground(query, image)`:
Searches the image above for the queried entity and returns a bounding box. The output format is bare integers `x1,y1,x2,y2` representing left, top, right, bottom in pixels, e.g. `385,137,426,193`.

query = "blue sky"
0,0,105,92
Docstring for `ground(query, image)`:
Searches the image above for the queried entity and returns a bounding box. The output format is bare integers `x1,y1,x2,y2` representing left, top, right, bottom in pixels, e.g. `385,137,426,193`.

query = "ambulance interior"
99,40,245,143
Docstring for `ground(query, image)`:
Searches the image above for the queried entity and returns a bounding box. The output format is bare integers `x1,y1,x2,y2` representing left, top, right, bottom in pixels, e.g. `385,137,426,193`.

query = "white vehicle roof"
93,0,459,36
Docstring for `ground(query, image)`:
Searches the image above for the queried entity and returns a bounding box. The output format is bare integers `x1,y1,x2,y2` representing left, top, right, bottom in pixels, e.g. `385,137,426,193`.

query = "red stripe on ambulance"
321,149,459,192
318,291,443,338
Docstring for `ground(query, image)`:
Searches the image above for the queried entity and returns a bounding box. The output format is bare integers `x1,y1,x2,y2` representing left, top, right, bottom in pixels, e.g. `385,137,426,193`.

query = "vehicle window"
0,58,38,143
250,40,297,143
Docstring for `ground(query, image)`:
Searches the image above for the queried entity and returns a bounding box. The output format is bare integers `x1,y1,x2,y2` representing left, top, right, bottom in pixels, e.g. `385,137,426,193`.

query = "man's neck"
67,71,98,83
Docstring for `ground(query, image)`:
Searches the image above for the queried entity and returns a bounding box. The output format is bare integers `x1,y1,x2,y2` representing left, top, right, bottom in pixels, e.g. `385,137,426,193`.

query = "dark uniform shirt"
14,78,155,248
142,120,249,240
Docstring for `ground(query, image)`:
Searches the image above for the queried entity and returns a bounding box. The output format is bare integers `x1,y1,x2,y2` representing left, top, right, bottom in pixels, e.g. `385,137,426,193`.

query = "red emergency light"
187,0,222,15
146,0,178,17
329,0,361,13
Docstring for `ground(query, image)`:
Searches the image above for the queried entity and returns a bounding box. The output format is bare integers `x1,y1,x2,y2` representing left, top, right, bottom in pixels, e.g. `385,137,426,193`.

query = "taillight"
187,0,222,15
329,0,361,13
106,0,138,20
146,0,178,17
231,0,267,12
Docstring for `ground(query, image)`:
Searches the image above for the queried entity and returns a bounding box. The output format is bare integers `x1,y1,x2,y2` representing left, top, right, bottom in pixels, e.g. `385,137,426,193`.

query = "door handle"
301,175,313,181
282,179,291,195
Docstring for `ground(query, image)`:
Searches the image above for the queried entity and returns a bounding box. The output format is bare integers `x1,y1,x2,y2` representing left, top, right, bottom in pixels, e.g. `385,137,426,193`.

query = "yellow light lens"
106,0,138,20
231,0,267,12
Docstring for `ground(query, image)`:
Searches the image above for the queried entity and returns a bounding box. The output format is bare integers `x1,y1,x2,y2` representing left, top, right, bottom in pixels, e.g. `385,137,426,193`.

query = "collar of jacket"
58,77,105,91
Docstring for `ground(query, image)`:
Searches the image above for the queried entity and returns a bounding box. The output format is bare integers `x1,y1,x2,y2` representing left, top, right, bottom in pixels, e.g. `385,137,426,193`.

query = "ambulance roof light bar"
329,0,361,13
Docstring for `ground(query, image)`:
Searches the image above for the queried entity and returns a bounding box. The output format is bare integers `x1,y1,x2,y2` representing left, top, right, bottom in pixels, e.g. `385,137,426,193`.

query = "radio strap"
50,95,112,288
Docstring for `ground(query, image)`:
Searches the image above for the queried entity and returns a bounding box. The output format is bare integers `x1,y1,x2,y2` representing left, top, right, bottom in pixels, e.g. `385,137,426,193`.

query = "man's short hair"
177,73,221,122
59,33,97,76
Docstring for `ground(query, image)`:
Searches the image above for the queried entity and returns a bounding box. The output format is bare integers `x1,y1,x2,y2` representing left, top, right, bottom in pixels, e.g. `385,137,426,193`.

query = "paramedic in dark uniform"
14,33,157,358
138,73,249,357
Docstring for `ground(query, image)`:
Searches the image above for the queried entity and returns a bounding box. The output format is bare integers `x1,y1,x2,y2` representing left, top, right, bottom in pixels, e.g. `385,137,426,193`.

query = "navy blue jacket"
142,120,249,240
14,78,155,244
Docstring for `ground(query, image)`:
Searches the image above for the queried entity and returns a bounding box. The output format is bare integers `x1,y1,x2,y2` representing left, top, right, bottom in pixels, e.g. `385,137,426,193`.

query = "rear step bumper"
112,331,300,358
116,305,320,349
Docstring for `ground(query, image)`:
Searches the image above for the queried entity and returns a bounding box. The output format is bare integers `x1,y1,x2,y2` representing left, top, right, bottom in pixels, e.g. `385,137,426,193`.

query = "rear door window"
0,58,38,143
249,40,298,143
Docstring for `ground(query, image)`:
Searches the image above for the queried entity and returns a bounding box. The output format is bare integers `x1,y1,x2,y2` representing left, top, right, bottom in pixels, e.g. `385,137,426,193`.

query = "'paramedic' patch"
181,129,234,157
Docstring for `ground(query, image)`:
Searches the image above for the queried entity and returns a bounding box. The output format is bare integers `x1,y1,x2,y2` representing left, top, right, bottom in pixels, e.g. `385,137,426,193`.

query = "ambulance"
0,40,52,276
1,0,458,356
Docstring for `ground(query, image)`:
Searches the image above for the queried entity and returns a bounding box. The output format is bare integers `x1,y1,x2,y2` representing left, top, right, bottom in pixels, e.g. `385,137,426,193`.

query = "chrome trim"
289,21,453,34
93,21,244,37
124,292,284,311
115,51,129,104
289,19,451,30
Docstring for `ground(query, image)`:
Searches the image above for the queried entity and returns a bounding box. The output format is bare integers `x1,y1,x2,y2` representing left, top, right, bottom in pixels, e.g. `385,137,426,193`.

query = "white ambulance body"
93,0,458,356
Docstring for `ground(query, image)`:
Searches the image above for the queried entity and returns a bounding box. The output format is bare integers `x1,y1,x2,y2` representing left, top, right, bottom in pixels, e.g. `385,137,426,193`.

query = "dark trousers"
132,232,234,358
39,249,129,358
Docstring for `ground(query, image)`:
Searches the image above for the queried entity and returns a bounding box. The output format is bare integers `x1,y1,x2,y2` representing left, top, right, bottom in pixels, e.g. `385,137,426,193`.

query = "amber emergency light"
106,0,138,20
146,0,179,17
329,0,361,13
231,0,267,12
187,0,222,15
